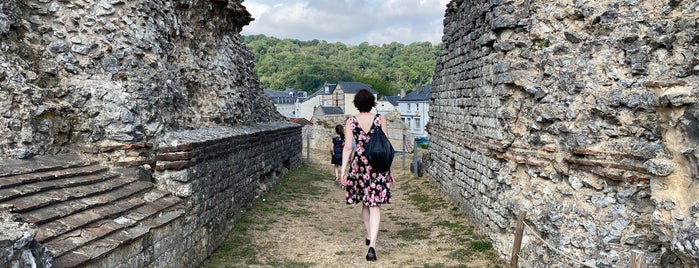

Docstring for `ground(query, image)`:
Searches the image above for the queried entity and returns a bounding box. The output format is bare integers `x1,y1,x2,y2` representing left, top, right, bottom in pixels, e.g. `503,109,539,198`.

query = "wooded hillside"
243,34,441,96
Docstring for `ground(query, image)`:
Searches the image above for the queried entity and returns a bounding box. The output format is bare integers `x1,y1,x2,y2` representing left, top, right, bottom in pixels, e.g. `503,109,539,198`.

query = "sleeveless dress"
331,136,344,165
345,114,392,206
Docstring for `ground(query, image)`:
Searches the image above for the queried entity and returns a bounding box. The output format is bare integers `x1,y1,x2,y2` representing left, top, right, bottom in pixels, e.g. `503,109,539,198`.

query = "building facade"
398,85,430,137
296,81,377,121
264,88,307,118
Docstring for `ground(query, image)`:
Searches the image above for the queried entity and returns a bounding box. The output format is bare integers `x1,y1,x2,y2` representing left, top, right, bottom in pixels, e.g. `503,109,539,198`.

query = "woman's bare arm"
340,118,354,186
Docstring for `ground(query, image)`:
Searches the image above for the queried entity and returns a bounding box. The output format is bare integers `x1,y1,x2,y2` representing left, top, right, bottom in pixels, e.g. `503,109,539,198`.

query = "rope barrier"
521,222,599,268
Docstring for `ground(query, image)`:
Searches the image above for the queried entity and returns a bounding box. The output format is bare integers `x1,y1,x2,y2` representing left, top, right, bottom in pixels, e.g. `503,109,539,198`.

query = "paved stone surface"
0,154,184,267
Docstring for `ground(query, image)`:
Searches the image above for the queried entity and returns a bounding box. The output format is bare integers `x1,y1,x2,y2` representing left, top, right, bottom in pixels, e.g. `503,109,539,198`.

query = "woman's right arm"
330,138,334,155
340,119,353,186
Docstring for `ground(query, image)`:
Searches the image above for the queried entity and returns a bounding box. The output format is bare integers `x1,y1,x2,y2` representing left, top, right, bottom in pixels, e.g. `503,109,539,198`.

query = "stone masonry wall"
0,0,299,267
428,0,698,267
150,122,301,267
0,211,51,268
0,0,282,159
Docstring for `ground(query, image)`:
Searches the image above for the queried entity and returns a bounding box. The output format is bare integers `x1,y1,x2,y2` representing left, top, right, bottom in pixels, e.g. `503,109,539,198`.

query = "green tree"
242,34,440,94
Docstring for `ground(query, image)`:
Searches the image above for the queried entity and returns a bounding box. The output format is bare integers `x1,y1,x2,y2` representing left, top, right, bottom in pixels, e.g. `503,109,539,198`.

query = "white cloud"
241,0,448,45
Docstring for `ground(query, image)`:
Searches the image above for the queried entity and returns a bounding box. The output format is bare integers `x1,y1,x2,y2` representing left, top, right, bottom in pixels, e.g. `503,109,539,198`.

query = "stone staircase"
0,154,185,267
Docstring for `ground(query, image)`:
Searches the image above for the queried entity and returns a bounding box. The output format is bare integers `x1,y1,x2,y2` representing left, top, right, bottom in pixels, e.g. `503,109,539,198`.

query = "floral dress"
345,114,392,206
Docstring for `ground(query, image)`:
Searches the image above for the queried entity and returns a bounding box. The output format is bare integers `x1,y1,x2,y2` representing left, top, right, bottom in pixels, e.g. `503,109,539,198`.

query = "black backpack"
365,115,395,172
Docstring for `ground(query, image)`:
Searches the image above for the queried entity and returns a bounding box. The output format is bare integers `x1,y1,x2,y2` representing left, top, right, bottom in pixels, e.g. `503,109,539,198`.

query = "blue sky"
241,0,449,45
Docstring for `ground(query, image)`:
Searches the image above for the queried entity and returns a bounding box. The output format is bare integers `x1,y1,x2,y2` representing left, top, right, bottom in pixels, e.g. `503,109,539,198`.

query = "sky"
240,0,450,46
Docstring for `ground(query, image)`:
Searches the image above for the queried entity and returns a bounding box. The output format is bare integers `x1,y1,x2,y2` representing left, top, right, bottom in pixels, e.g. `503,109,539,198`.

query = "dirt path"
201,151,506,268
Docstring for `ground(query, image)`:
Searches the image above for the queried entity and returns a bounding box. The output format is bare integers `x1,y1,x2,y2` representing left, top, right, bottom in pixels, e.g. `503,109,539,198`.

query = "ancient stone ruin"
0,0,300,267
428,0,698,267
3,0,699,267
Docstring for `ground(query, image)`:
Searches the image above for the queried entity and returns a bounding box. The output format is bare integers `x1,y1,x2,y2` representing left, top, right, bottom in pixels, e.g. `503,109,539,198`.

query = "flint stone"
644,158,676,176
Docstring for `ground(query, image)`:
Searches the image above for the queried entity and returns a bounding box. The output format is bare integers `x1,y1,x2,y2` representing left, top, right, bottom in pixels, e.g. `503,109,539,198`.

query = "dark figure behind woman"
331,124,344,181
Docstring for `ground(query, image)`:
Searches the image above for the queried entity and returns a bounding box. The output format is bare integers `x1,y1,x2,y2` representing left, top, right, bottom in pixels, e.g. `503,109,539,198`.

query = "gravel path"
201,154,506,268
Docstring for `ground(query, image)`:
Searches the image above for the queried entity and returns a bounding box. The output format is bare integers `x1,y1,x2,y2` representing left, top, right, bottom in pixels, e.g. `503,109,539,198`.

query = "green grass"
419,264,470,268
447,249,471,262
201,217,259,267
469,240,493,251
202,164,507,267
405,181,450,213
266,260,315,268
394,225,430,241
200,164,327,268
263,165,327,204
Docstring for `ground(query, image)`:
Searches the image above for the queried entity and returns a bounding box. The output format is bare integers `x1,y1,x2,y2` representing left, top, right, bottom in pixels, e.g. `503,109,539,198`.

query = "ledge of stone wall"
151,121,302,267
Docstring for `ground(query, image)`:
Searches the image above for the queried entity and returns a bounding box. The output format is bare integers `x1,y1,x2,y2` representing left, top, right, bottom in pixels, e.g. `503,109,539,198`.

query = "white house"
377,95,400,116
296,81,378,121
398,85,430,137
264,88,307,118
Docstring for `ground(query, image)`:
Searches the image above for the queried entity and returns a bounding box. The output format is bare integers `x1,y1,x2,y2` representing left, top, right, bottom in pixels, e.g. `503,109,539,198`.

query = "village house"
263,88,307,118
398,85,430,138
377,95,400,116
312,106,345,125
295,81,378,121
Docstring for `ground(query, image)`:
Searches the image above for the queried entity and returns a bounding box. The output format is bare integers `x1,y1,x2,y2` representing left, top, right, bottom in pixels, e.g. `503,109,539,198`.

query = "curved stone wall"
428,0,698,266
0,0,282,159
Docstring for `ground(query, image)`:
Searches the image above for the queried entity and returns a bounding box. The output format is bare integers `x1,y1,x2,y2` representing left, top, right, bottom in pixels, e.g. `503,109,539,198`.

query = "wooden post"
631,250,644,268
306,132,310,162
510,212,526,268
402,134,406,169
413,138,418,177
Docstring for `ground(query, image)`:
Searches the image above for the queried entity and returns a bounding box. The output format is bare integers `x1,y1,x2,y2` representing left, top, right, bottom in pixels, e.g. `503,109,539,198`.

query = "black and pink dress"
344,114,392,206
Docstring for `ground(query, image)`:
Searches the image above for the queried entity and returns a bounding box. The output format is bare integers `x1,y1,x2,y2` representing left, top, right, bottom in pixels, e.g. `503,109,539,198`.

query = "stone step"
0,154,96,178
0,171,120,203
0,154,186,268
0,164,109,191
48,194,185,267
26,180,154,227
1,175,140,213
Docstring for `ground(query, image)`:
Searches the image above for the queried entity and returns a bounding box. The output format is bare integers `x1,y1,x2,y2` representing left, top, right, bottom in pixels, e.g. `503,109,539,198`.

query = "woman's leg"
368,206,381,248
334,165,340,180
362,205,370,241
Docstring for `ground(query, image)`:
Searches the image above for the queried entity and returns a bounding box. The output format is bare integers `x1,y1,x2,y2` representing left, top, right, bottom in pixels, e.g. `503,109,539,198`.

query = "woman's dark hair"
353,89,375,112
335,124,344,138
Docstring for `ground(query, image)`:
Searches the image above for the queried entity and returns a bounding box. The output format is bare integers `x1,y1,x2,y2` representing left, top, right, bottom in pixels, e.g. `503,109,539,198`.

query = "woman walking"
330,124,345,182
340,89,394,262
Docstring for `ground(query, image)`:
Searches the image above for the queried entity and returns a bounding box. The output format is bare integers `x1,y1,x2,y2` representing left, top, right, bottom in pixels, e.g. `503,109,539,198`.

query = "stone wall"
428,0,698,267
149,122,301,267
0,211,51,268
307,113,414,156
0,0,282,159
0,0,301,267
